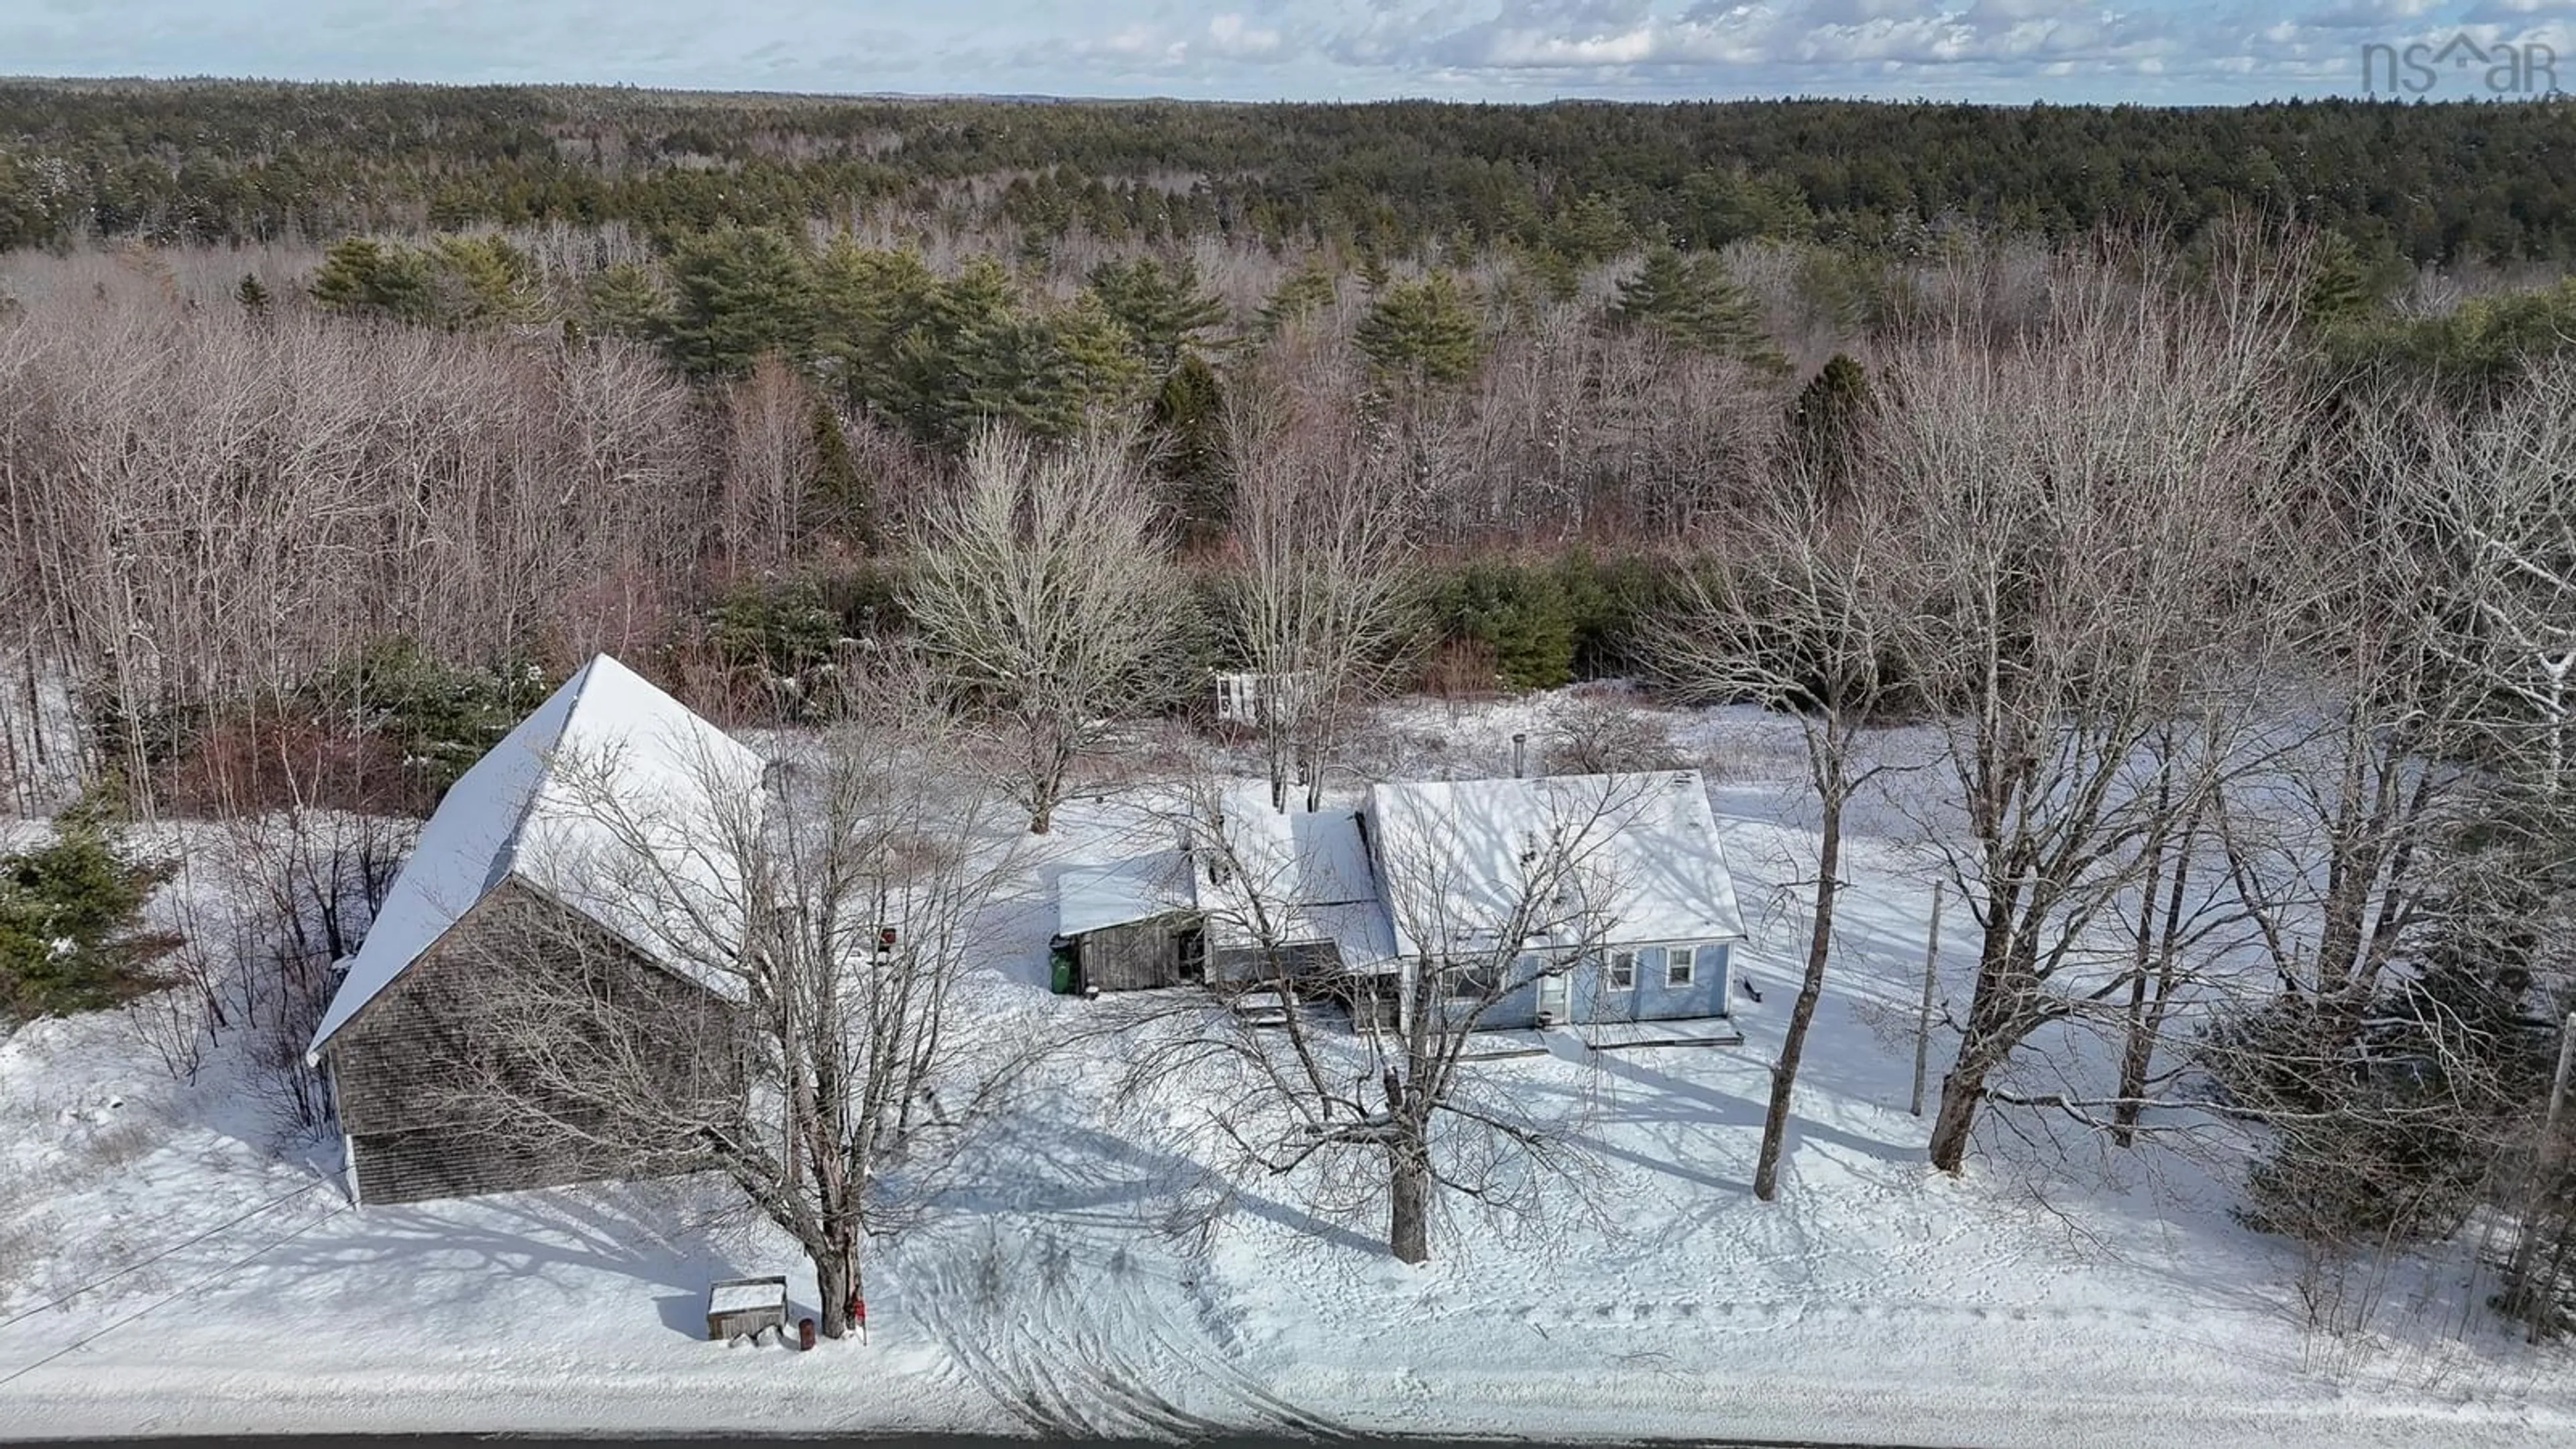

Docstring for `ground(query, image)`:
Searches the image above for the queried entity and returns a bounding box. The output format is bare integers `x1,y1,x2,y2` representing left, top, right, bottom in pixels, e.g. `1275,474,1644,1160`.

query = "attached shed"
1051,852,1202,992
1051,851,1200,985
1194,791,1395,1006
307,653,763,1206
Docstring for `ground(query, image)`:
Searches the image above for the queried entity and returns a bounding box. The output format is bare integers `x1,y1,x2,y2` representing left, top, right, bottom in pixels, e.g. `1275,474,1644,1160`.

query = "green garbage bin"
1048,938,1078,996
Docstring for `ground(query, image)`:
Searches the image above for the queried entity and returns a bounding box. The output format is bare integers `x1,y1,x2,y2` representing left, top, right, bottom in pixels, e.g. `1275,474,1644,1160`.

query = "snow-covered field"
2,696,2572,1446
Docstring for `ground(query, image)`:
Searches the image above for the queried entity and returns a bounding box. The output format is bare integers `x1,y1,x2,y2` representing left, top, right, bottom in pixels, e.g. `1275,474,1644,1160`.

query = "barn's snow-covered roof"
307,654,763,1062
1366,770,1746,961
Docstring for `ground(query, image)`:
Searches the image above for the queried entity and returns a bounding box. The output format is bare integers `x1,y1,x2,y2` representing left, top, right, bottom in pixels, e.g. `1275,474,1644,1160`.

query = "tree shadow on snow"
229,1179,779,1341
1554,1036,1919,1169
954,1112,1379,1256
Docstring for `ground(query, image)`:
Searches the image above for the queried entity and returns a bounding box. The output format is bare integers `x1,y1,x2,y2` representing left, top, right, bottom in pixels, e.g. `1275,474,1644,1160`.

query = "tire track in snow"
909,1222,1347,1441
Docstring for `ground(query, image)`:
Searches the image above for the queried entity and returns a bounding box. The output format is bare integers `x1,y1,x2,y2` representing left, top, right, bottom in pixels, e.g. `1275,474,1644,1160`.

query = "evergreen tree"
894,256,1020,442
310,235,433,323
1085,256,1224,374
1258,255,1337,335
1549,191,1633,265
1676,166,1815,249
812,239,936,415
1786,353,1872,513
1029,294,1150,438
1433,558,1576,690
1356,272,1485,388
0,798,171,1020
1613,245,1782,369
808,398,879,553
1152,352,1228,548
582,260,671,343
665,224,816,377
234,271,269,317
425,233,547,327
2304,232,2377,329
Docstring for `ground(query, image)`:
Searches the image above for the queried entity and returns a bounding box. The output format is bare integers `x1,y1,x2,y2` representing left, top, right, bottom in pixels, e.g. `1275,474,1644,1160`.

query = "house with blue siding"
1356,771,1746,1034
1059,769,1749,1038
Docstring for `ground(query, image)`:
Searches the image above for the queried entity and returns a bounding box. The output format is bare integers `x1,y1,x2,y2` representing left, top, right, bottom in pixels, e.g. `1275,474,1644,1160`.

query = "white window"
1666,946,1696,987
1607,950,1636,991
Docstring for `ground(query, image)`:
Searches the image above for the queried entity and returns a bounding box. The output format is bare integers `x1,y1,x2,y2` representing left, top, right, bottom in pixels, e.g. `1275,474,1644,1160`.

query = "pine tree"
0,798,171,1020
235,271,269,317
1356,272,1485,388
311,235,433,324
1786,353,1872,513
583,260,671,343
809,398,879,553
1258,256,1337,335
665,225,816,377
1676,166,1815,249
425,233,547,328
2304,232,2378,329
1613,245,1782,369
1550,191,1632,265
895,256,1020,443
1030,294,1150,438
1085,256,1224,374
1153,352,1228,547
813,239,936,415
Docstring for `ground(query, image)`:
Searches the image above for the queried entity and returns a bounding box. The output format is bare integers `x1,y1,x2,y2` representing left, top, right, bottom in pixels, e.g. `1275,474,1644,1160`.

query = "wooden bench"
705,1275,790,1346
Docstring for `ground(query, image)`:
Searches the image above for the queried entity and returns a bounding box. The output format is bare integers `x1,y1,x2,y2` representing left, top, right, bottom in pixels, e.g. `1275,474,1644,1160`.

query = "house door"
1536,968,1569,1026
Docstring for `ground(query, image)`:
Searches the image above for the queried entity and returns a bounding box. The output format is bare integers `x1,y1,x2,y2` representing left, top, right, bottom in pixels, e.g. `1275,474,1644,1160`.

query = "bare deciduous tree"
1874,233,2314,1173
1648,447,1907,1201
1221,383,1419,814
906,427,1185,833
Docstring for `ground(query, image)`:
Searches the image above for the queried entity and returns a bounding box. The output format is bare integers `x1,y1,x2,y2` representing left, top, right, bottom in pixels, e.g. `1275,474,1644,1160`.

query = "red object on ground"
852,1295,866,1324
798,1318,816,1351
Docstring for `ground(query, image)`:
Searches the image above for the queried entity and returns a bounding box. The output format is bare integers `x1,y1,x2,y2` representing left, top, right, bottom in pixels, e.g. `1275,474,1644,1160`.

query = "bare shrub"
1540,688,1685,777
1417,639,1499,700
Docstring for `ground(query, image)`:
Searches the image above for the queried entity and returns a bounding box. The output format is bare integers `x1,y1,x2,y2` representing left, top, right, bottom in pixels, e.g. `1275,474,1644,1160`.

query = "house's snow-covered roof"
307,654,763,1063
1366,770,1746,961
1055,851,1195,938
1197,789,1393,964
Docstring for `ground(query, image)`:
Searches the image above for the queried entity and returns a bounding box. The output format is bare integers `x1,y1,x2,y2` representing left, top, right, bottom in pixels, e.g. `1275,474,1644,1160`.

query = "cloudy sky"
5,0,2570,105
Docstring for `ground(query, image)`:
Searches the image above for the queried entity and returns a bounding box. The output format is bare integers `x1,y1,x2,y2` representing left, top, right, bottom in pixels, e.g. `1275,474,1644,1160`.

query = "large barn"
306,654,763,1206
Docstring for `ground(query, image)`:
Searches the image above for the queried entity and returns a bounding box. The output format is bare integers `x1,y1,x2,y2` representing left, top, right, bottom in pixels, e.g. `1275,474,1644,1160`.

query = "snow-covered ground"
2,696,2572,1445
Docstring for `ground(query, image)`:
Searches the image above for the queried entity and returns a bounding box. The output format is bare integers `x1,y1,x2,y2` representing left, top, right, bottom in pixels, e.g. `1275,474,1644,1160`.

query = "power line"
0,1198,350,1389
0,1177,327,1334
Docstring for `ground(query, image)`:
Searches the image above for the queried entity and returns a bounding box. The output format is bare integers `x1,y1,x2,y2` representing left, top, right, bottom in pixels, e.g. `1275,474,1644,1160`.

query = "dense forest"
5,81,2576,265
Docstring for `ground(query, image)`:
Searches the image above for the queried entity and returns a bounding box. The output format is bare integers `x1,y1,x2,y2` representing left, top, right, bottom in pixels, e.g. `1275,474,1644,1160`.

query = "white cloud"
1205,13,1290,60
2300,0,2443,30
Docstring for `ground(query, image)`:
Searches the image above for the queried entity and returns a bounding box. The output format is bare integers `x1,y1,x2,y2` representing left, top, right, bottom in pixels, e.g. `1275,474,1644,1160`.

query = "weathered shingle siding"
1209,940,1339,985
325,879,741,1205
1074,915,1193,991
351,1124,612,1205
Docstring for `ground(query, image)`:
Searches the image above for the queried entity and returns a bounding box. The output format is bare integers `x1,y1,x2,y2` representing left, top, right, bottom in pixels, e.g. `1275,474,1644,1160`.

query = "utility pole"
1910,881,1942,1118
